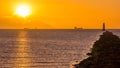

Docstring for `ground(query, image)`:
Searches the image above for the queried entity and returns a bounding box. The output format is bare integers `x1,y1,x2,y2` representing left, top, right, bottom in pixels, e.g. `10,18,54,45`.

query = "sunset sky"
0,0,120,29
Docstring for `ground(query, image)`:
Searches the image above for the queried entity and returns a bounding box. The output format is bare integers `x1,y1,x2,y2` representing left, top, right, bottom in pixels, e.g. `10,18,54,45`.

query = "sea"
0,29,119,68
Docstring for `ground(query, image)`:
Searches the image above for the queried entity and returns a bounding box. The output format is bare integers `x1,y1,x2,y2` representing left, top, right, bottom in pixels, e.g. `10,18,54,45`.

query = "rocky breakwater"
74,31,120,68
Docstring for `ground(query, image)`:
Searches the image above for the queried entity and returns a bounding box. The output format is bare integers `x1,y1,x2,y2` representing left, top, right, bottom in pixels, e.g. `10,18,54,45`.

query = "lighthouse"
102,23,105,31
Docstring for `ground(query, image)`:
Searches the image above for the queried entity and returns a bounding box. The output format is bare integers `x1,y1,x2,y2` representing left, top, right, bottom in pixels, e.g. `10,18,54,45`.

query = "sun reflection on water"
14,31,31,68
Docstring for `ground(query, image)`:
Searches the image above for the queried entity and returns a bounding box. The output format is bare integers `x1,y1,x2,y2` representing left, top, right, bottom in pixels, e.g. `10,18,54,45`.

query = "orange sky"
0,0,120,29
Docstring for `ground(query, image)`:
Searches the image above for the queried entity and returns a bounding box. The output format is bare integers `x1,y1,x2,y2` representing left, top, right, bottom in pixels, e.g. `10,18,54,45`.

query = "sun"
15,4,31,17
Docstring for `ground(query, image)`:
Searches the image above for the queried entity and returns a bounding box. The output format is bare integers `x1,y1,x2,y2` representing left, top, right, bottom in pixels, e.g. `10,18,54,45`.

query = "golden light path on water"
14,31,31,68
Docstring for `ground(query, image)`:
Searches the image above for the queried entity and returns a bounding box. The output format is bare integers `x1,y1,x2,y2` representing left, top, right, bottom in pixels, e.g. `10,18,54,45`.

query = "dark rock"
75,31,120,68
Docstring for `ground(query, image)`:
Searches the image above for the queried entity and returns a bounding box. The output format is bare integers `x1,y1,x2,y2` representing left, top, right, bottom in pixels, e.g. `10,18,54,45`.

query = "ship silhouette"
74,27,83,30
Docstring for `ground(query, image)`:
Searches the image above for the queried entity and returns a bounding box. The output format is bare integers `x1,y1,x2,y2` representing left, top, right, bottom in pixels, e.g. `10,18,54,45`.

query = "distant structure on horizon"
74,27,83,30
102,23,106,31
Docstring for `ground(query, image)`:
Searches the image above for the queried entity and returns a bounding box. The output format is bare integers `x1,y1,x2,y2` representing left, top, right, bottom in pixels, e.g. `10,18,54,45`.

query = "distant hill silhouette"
74,31,120,68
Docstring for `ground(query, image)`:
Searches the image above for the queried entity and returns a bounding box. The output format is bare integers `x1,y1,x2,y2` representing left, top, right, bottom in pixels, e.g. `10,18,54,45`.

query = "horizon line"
0,28,120,30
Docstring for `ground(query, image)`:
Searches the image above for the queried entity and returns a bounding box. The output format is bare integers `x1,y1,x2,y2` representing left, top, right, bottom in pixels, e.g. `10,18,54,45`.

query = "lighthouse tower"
102,23,105,31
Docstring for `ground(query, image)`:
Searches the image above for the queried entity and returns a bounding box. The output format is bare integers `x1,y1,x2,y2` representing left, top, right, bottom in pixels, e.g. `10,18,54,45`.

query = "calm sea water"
0,29,119,68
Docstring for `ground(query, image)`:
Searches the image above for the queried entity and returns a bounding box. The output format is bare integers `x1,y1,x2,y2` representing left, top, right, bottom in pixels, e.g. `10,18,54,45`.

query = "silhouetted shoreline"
74,31,120,68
